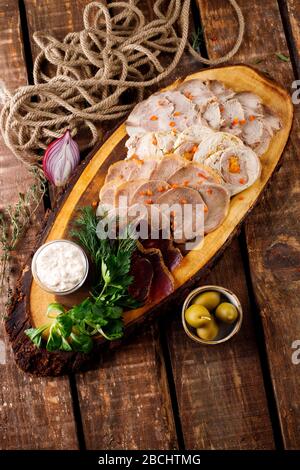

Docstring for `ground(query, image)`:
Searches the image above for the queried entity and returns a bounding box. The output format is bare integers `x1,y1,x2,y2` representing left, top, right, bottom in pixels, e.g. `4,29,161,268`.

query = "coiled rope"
0,0,244,166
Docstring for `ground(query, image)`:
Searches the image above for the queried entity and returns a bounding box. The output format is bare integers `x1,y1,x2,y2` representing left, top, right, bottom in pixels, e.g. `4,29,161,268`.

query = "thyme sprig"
0,167,46,295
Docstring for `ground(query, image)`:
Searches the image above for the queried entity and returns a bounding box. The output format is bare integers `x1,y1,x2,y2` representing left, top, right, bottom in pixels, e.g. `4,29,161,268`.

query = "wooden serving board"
6,65,293,376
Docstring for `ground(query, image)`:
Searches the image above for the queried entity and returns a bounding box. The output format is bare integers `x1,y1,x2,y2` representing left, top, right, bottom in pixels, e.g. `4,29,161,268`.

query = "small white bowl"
32,239,89,296
182,285,243,345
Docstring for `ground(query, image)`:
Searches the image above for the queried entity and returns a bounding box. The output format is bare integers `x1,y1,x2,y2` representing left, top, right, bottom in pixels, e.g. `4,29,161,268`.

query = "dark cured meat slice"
140,238,183,272
137,242,174,302
128,252,154,303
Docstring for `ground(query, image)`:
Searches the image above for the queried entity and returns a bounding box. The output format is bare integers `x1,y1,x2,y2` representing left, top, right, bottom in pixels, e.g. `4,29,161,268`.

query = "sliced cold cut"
198,182,230,233
125,132,176,160
167,161,222,189
178,79,216,110
205,146,261,195
193,131,243,162
149,154,186,181
131,180,171,206
157,186,205,243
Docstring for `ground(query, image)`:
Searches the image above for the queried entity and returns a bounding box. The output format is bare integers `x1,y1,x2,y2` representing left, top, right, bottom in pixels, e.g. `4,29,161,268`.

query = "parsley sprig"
25,207,139,353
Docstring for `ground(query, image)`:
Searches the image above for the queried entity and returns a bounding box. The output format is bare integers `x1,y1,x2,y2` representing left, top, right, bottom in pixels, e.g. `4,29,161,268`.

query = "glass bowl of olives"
182,285,243,345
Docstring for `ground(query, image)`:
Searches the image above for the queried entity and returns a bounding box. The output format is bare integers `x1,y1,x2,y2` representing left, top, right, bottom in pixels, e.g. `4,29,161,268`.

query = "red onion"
43,130,80,186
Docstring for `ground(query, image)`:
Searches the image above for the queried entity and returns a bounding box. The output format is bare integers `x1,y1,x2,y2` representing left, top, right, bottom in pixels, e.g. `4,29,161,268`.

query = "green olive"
192,291,221,310
185,304,211,328
196,317,219,341
215,302,238,324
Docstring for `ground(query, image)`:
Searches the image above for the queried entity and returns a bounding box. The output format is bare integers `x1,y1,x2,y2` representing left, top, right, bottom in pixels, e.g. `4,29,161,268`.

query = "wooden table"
0,0,300,450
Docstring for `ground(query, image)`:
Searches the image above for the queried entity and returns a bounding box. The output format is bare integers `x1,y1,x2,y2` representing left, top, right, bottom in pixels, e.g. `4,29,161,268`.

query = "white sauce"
34,241,87,292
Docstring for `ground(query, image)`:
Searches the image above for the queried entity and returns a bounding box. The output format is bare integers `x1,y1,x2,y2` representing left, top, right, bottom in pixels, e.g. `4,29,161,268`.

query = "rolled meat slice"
221,98,245,127
252,127,272,157
205,80,235,103
150,154,187,181
173,125,214,158
242,117,264,146
198,182,230,233
126,93,174,136
263,110,282,134
205,146,261,195
203,101,224,130
126,90,200,136
235,91,263,118
193,131,243,162
130,159,158,180
125,132,176,160
178,79,216,110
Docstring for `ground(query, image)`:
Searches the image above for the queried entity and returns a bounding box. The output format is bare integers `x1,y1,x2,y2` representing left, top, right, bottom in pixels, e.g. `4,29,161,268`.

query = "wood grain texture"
284,0,300,74
76,324,178,450
0,0,78,450
198,0,300,449
22,0,179,449
167,239,275,449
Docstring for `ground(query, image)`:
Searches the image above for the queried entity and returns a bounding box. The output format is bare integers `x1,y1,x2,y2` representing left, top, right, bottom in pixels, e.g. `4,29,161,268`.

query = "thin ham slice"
114,180,147,207
198,182,230,233
157,186,205,243
99,179,121,206
131,180,171,206
167,161,222,189
105,159,141,184
150,154,186,181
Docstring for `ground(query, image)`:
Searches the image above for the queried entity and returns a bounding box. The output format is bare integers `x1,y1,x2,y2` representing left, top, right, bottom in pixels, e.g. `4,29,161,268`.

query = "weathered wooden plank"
167,239,275,449
159,2,277,450
0,0,78,449
198,0,300,449
24,0,178,449
77,325,177,450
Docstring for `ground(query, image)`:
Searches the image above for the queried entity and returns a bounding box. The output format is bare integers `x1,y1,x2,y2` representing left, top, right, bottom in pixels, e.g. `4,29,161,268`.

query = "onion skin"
43,130,80,186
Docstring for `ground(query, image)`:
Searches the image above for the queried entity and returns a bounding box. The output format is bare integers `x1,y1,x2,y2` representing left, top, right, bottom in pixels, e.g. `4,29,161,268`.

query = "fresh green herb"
25,207,140,353
0,167,46,296
191,27,204,52
275,53,290,62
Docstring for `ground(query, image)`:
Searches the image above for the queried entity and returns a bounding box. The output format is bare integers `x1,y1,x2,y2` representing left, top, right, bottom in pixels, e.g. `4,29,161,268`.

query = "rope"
0,0,245,166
